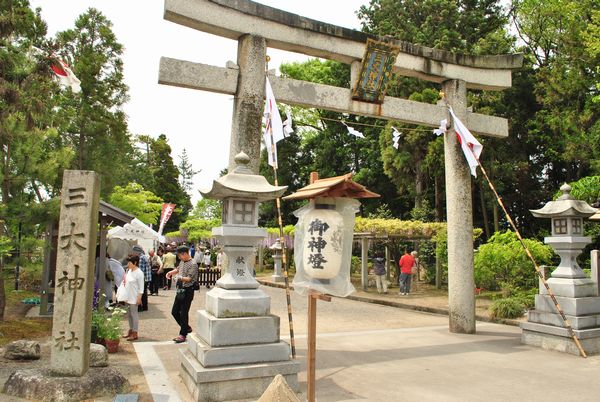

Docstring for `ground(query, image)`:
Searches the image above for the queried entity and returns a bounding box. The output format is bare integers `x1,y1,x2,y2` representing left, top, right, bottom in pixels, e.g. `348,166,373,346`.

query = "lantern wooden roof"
283,173,380,200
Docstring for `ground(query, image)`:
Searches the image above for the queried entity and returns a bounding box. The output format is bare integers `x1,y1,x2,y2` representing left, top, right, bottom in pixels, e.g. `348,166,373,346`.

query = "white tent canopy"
108,218,164,255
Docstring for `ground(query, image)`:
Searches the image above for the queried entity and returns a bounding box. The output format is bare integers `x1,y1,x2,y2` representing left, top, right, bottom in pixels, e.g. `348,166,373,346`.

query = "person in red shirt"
398,250,415,295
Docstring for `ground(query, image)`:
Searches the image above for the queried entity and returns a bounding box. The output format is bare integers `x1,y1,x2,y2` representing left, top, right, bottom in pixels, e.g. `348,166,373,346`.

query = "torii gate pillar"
443,79,475,334
230,34,266,174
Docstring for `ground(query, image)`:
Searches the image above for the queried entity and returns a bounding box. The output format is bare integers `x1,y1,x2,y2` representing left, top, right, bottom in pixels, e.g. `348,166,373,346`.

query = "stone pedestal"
181,295,299,401
521,276,600,355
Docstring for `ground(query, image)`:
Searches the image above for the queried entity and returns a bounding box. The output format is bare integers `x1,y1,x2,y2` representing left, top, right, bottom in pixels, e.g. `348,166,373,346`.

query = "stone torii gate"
159,0,522,334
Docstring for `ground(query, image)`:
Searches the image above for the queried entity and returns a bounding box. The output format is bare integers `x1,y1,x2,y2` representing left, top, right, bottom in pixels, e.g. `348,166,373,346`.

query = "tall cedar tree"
54,8,133,196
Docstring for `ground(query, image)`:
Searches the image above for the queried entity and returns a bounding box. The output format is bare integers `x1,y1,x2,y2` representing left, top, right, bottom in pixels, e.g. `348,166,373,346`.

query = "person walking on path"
373,254,388,294
122,254,144,341
161,247,177,290
149,249,163,296
132,245,151,311
166,245,199,343
398,250,415,295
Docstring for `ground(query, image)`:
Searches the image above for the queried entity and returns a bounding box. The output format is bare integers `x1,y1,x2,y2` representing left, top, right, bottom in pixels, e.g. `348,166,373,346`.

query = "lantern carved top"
530,184,597,219
199,152,287,202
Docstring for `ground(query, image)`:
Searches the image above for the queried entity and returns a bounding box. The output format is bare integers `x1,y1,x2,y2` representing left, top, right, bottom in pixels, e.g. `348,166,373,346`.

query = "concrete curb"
257,279,522,327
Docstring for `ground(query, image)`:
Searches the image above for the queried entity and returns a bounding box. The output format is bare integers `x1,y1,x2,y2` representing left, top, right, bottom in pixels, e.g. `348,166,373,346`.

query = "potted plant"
91,309,103,344
95,306,126,353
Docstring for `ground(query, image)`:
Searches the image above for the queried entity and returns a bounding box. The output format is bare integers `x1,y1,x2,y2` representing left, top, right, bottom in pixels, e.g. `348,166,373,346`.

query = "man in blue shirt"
132,245,150,311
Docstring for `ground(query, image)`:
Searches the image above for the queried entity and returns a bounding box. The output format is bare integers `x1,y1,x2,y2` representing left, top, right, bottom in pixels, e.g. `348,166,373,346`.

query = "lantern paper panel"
292,198,359,297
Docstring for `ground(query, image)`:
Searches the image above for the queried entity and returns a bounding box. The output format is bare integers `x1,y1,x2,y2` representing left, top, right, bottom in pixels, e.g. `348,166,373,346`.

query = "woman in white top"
123,254,145,341
203,250,212,268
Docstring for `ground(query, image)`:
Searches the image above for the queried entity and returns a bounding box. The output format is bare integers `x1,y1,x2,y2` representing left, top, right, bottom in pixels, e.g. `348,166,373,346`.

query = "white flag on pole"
392,127,401,149
433,119,448,136
344,123,364,138
263,77,285,168
283,110,294,136
448,108,483,177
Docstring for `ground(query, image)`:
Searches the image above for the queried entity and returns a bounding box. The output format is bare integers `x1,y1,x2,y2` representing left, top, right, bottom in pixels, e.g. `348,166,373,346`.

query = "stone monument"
50,170,100,376
180,152,300,401
521,184,600,355
3,170,129,400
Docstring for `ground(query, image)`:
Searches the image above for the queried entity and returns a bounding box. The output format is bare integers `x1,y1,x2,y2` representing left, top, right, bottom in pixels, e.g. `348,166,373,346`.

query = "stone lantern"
270,239,284,283
530,183,597,282
521,183,600,355
178,152,299,401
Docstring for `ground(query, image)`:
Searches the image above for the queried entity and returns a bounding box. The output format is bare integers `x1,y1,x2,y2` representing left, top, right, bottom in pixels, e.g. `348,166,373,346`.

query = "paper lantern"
301,206,344,280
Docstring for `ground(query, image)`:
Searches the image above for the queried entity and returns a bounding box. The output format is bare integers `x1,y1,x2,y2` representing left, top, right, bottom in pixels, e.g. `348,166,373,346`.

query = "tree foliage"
108,182,163,225
474,230,554,290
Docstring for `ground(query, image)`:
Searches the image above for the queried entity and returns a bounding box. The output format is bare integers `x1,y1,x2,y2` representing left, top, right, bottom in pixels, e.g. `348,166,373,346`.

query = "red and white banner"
158,203,176,235
448,108,483,177
50,57,81,93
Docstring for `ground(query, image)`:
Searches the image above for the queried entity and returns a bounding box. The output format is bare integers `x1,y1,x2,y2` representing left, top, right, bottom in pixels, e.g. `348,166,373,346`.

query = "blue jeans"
399,273,412,294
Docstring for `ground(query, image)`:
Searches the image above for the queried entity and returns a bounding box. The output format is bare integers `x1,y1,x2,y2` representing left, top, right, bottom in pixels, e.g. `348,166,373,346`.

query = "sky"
29,0,370,205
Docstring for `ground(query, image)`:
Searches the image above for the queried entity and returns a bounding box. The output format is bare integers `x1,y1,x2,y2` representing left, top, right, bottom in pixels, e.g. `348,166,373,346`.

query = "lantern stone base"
206,287,270,318
180,348,300,402
522,323,600,356
196,310,280,346
187,333,291,367
181,307,299,401
541,277,599,298
534,294,600,316
521,291,600,355
527,310,600,329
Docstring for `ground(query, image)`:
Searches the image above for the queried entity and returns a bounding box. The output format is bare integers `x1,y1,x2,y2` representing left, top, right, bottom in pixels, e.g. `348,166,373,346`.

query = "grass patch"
0,318,52,346
1,267,53,346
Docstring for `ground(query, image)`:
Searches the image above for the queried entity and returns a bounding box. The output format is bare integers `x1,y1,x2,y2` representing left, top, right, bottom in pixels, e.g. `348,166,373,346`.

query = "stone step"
540,277,599,298
534,294,600,316
206,287,271,318
196,310,280,347
187,333,291,367
180,348,300,402
527,310,600,330
520,321,600,339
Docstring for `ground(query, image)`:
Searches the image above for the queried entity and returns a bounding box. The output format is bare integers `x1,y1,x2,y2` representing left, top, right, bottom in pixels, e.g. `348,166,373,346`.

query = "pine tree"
177,149,200,195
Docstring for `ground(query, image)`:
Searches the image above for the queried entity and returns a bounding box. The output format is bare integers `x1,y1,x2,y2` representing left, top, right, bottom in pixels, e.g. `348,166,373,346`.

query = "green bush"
489,297,526,319
350,256,361,275
474,230,554,291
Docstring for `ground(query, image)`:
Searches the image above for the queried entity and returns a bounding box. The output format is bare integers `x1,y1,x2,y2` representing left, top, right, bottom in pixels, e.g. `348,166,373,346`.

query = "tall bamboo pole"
265,58,296,357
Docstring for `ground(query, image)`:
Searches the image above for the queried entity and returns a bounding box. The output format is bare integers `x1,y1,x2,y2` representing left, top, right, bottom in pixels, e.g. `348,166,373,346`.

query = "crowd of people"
95,241,224,344
96,242,418,343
